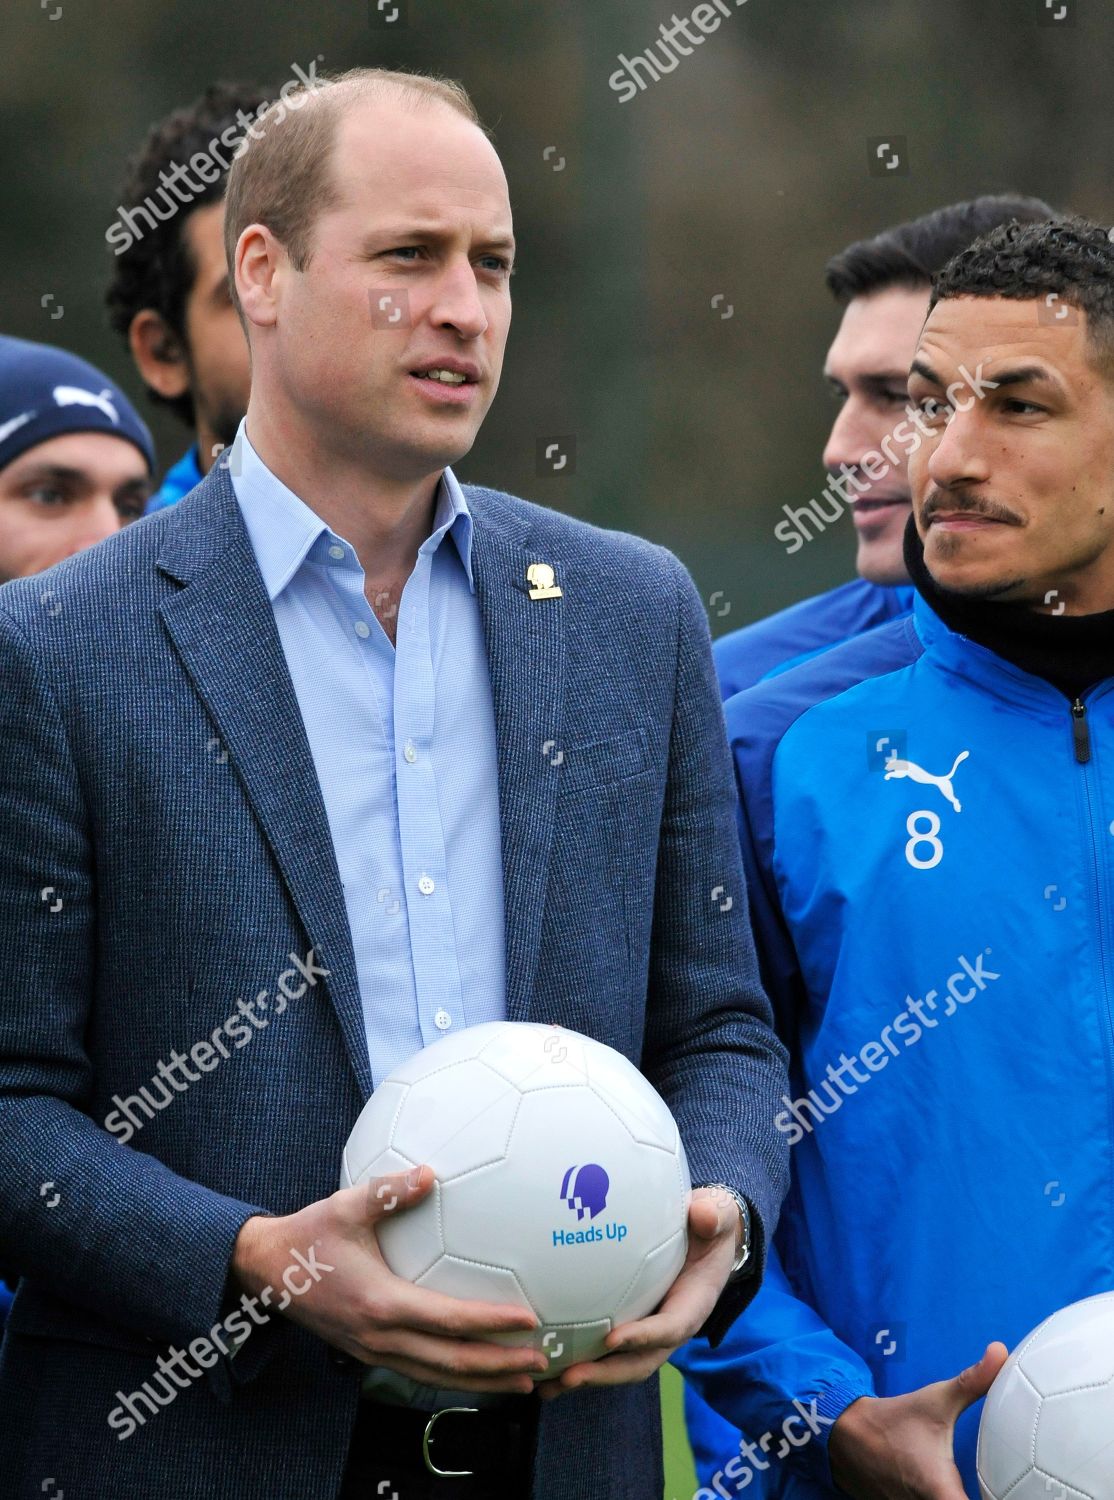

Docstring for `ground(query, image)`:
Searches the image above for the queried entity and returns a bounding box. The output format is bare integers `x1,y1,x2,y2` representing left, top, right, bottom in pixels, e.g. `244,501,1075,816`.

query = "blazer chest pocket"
555,726,653,796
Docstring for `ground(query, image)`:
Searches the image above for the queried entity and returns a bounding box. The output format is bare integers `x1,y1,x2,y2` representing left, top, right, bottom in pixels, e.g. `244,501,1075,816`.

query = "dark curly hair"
105,82,271,427
825,195,1058,305
930,216,1114,372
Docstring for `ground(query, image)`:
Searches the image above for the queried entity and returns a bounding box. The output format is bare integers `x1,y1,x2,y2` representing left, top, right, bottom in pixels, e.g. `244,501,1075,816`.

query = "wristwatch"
701,1183,753,1278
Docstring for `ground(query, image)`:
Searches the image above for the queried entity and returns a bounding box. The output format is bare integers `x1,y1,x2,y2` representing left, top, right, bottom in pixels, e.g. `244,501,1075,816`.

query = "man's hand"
231,1165,548,1393
828,1343,1009,1500
536,1184,742,1400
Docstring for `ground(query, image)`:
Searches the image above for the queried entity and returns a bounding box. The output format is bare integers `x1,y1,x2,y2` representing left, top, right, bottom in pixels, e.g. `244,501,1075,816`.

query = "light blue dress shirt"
229,424,507,1087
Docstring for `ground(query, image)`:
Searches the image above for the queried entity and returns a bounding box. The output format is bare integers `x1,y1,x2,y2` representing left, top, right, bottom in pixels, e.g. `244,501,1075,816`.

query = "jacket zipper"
1073,698,1092,763
1072,696,1114,1241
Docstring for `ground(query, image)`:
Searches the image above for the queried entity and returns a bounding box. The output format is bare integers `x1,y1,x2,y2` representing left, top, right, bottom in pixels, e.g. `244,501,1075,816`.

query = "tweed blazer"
0,459,789,1499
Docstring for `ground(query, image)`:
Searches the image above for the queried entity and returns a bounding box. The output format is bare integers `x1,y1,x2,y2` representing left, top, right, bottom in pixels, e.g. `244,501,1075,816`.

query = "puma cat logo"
884,749,970,813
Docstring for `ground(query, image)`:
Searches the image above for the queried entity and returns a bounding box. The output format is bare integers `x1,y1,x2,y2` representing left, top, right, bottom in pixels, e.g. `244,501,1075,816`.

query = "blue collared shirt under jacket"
230,425,506,1087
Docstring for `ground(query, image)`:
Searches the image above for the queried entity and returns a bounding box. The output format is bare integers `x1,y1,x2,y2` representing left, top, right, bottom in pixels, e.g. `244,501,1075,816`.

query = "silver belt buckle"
422,1405,479,1477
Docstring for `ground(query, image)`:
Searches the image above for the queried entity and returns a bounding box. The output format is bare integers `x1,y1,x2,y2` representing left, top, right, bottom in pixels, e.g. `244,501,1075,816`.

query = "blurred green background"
664,1361,699,1497
0,1,1105,1491
3,0,1108,643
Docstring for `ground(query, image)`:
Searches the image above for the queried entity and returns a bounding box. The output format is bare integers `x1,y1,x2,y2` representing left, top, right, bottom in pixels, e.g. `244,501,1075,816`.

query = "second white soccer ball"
977,1291,1114,1500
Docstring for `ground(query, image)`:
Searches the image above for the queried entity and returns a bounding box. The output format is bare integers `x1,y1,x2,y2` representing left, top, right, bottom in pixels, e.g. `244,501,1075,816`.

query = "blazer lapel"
469,494,566,1024
155,462,372,1097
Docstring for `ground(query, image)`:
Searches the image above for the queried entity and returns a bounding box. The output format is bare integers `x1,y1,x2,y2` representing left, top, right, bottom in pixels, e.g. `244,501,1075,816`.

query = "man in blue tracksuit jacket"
713,195,1054,701
676,215,1114,1499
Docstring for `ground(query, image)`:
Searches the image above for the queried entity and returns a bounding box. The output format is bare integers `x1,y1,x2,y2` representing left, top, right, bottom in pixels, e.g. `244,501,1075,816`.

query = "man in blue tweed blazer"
0,67,788,1498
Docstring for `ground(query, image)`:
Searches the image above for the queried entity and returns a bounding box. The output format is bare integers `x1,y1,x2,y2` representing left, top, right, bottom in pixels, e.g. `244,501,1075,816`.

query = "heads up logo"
560,1163,609,1221
553,1165,626,1247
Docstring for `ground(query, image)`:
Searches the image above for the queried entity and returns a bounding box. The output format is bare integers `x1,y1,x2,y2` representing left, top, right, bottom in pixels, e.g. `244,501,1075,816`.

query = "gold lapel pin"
526,562,562,600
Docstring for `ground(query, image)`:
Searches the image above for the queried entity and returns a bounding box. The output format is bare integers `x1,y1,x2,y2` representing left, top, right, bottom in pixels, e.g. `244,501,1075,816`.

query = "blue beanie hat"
0,335,155,476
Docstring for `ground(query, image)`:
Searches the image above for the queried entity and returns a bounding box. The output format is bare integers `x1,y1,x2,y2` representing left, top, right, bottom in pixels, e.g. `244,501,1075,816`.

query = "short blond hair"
223,67,486,314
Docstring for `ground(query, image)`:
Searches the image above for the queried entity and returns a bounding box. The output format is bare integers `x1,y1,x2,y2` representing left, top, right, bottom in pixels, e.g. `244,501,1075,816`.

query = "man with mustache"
676,215,1114,1498
713,196,1053,701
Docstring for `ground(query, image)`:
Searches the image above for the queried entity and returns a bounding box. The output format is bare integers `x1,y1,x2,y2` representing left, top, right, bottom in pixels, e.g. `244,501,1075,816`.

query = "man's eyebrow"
910,359,1066,395
8,464,148,493
909,359,944,386
11,464,85,485
361,223,516,252
984,365,1067,395
823,368,909,387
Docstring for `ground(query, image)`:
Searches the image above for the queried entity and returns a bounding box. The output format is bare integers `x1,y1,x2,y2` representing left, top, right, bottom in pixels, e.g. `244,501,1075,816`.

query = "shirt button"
354,621,370,639
403,740,418,764
328,544,345,560
417,873,435,896
434,1009,453,1031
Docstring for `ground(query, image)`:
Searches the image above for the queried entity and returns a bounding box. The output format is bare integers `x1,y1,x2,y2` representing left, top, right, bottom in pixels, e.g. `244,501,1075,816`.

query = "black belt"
342,1397,538,1492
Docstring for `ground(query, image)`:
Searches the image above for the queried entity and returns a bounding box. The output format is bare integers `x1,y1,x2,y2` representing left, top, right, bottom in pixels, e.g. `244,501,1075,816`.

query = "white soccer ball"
340,1021,691,1375
977,1292,1114,1500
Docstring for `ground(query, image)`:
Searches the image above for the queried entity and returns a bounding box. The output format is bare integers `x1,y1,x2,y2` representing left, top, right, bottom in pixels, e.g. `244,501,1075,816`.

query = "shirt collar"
229,421,475,602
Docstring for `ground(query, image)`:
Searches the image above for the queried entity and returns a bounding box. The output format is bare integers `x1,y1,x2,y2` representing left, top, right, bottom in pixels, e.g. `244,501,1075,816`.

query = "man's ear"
236,224,283,331
128,309,191,400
